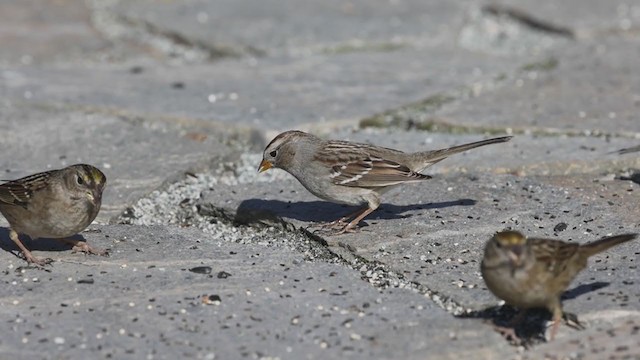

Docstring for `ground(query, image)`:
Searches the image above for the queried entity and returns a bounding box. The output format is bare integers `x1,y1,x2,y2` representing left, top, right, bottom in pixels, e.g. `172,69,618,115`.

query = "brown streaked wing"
318,140,430,188
329,156,431,188
0,171,54,206
529,238,580,276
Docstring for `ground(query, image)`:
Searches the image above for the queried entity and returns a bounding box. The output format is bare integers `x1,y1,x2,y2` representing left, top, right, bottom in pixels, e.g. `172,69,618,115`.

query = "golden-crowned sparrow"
0,164,107,265
259,130,512,233
481,230,637,340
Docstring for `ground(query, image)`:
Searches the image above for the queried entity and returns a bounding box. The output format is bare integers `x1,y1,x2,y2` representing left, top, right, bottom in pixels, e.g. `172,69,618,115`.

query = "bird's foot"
71,242,109,256
20,251,54,267
309,217,348,230
493,325,521,344
562,312,585,330
334,223,359,235
310,220,359,235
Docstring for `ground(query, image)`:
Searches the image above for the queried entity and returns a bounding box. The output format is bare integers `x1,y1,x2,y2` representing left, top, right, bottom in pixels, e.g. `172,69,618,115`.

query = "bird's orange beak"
258,159,273,173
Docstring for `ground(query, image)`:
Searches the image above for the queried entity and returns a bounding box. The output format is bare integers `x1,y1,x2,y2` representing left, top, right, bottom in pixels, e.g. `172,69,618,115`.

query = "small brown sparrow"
259,130,512,233
0,164,107,265
481,230,637,341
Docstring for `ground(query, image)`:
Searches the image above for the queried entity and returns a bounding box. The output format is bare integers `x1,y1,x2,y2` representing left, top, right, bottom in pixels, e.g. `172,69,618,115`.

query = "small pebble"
189,266,212,274
554,222,568,232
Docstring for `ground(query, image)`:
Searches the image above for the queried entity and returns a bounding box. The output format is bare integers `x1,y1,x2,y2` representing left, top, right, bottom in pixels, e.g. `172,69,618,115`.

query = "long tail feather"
581,233,637,257
412,136,513,170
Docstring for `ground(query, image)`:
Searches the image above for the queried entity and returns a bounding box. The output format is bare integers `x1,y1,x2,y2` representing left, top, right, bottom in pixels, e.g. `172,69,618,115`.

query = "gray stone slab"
0,44,521,131
0,0,107,65
523,312,640,358
195,169,640,322
2,0,639,356
432,38,640,136
112,0,471,57
0,103,256,221
0,224,515,359
0,0,151,65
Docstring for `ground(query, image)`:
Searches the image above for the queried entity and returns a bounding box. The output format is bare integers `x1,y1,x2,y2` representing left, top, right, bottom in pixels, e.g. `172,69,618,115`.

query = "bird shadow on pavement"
561,281,609,301
458,281,610,346
234,198,477,225
0,227,86,258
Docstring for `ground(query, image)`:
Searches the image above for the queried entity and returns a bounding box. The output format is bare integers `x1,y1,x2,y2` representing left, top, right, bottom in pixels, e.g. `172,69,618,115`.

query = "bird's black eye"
269,150,277,157
76,175,84,185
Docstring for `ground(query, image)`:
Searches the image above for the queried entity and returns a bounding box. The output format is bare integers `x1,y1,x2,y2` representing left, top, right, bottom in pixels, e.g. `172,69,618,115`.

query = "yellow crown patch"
494,230,526,245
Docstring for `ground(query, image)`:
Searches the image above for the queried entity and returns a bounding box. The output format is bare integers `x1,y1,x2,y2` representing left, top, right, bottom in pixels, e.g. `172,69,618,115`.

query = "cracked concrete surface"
0,0,639,358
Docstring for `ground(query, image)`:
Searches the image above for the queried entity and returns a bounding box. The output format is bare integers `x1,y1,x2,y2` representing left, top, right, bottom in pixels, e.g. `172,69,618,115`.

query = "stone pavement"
0,1,639,359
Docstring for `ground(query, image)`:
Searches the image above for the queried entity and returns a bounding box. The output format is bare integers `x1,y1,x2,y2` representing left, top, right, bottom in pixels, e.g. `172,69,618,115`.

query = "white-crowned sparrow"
259,130,512,233
481,230,637,341
0,164,107,265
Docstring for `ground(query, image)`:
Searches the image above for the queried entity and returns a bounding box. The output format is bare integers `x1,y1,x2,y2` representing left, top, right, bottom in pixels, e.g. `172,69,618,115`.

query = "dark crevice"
117,15,266,60
616,145,640,155
483,4,575,39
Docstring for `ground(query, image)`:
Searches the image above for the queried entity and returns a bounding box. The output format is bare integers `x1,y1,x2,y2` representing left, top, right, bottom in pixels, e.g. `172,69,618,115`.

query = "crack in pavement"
483,4,575,39
114,157,509,344
87,0,256,64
